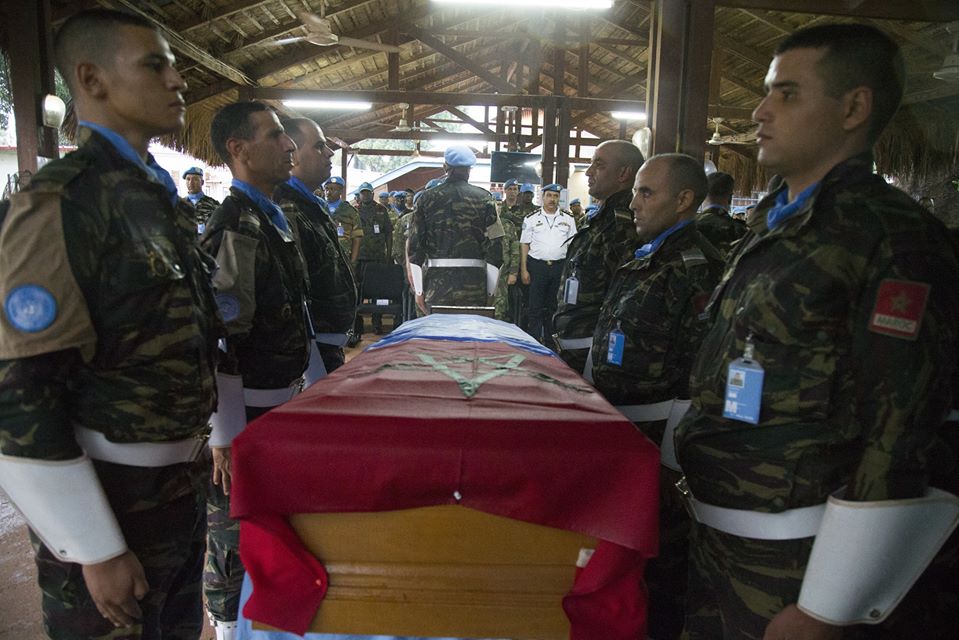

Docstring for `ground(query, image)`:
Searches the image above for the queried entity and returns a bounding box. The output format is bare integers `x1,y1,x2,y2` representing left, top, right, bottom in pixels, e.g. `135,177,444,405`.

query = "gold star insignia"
890,291,910,313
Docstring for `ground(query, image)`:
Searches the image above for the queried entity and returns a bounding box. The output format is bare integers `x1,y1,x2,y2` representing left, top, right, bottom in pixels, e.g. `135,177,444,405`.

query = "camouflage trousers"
316,342,345,373
493,269,512,321
645,468,690,640
204,406,271,622
682,510,959,639
33,460,207,640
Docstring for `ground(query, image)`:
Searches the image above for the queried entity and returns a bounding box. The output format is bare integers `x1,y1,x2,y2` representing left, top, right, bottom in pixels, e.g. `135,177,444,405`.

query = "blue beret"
569,198,581,206
394,191,407,198
358,182,374,192
519,183,535,194
503,178,518,188
182,166,203,178
323,176,345,187
542,183,563,193
426,178,444,189
444,145,476,167
378,191,389,198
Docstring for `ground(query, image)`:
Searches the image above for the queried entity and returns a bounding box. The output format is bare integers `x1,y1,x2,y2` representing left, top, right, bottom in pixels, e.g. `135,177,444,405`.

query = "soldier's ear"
675,188,695,212
76,62,106,99
225,137,246,164
841,86,872,134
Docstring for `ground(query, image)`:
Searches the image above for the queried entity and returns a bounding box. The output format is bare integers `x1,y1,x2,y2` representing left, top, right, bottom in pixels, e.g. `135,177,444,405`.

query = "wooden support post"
555,99,572,187
646,0,715,157
341,145,349,183
578,16,591,97
540,100,557,185
388,28,400,91
7,0,58,175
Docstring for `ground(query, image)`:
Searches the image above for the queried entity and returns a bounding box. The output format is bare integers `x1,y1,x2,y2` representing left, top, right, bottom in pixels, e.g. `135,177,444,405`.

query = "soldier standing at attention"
0,9,221,638
200,101,314,640
693,170,746,258
520,183,577,348
275,118,357,374
676,24,959,640
408,145,504,314
553,140,643,376
568,197,586,228
182,166,220,233
590,154,724,639
354,182,393,335
323,176,363,266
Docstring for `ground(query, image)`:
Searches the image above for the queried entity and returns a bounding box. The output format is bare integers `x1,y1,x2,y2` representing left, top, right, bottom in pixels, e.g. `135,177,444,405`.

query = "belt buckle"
551,333,563,354
545,259,553,266
674,475,696,519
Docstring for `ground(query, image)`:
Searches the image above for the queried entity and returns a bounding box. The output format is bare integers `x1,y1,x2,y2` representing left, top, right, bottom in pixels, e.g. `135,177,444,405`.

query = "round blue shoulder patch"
216,294,240,322
4,285,58,333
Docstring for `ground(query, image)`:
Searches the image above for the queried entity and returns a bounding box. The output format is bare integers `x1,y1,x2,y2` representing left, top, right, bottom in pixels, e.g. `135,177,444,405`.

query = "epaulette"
26,149,93,194
681,248,707,268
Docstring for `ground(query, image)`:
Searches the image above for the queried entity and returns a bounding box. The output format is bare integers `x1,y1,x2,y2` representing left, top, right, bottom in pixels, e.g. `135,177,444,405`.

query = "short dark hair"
652,153,708,210
598,139,646,175
775,24,904,142
707,172,735,200
211,101,273,164
55,9,157,91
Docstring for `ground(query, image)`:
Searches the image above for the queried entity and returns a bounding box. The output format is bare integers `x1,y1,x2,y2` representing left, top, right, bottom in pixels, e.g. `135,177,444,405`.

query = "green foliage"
0,51,12,131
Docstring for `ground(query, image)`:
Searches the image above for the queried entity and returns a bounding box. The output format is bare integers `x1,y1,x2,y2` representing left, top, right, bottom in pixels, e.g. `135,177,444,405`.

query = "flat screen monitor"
490,152,541,184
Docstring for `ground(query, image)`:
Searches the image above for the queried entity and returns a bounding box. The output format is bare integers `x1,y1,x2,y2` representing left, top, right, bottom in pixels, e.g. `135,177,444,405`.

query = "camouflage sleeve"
484,203,504,268
350,208,364,239
0,192,103,460
607,209,639,273
847,243,959,502
408,204,426,266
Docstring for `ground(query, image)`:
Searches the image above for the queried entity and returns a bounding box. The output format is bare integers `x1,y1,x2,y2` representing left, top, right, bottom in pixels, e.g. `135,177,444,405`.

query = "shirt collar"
186,192,204,205
231,178,290,234
766,181,820,230
634,218,693,259
286,175,324,208
78,121,178,206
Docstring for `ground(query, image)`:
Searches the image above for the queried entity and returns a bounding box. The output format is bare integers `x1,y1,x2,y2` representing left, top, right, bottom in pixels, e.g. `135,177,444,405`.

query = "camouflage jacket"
554,190,639,367
591,223,724,419
274,182,357,334
201,188,310,389
330,200,363,260
356,200,393,263
0,129,221,460
392,209,415,265
676,153,959,511
694,205,747,258
500,202,536,234
186,193,220,229
499,214,521,276
409,177,505,307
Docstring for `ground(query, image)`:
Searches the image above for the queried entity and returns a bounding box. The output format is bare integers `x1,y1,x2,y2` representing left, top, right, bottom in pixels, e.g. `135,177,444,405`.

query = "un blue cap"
324,176,345,187
182,166,203,178
444,145,476,167
569,198,581,206
520,183,534,194
394,191,407,198
503,178,518,188
378,191,389,198
426,178,444,189
542,183,562,193
358,182,374,192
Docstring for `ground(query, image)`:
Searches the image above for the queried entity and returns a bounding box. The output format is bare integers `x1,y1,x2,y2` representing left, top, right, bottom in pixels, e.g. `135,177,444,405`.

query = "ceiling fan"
390,103,425,133
272,3,401,53
707,118,757,146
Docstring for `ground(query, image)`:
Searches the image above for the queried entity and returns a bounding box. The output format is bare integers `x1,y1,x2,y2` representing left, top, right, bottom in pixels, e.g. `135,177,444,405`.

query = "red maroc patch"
868,279,931,340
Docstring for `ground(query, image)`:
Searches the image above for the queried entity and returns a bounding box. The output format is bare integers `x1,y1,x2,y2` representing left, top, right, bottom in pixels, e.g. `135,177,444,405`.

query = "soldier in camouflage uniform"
497,180,537,327
276,118,357,373
354,182,393,334
568,198,587,229
553,140,644,376
182,166,220,232
591,154,724,640
408,146,504,313
693,171,746,258
200,102,312,640
323,176,364,265
675,25,959,640
0,10,220,639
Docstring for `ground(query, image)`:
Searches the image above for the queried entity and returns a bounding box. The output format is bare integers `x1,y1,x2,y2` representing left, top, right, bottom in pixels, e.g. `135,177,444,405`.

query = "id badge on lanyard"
607,321,625,366
723,334,765,424
337,223,345,237
564,273,579,305
373,223,381,234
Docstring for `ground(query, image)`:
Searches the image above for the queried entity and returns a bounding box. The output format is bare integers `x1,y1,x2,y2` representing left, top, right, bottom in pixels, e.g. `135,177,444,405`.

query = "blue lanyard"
766,182,819,230
230,178,290,233
634,219,693,259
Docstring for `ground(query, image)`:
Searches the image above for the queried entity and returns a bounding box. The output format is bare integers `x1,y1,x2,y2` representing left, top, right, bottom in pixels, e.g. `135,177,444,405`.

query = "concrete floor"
0,318,393,639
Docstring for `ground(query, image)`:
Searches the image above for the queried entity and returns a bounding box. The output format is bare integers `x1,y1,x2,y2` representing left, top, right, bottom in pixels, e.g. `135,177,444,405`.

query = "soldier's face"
93,26,187,138
570,203,583,215
236,110,296,187
360,190,374,204
292,121,334,188
542,191,560,211
630,159,686,242
185,174,203,194
504,185,518,202
325,183,343,201
753,47,849,189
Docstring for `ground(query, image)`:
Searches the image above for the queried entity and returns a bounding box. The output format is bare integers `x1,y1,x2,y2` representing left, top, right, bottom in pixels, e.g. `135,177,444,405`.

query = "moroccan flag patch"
868,279,930,340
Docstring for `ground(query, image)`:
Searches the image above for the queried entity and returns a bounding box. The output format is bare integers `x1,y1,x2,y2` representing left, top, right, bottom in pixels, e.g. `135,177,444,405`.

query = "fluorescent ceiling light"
611,111,647,121
432,0,612,9
283,99,372,110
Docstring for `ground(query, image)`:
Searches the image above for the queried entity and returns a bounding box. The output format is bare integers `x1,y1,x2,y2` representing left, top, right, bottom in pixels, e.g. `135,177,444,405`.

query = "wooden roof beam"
717,0,959,22
404,27,517,94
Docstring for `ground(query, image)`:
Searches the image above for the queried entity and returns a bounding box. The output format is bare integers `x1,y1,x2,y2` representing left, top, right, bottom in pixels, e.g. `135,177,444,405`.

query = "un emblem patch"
4,284,58,333
216,293,240,322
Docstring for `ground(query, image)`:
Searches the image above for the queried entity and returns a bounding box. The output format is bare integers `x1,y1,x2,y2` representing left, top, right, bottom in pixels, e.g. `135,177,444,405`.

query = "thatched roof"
37,0,959,197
